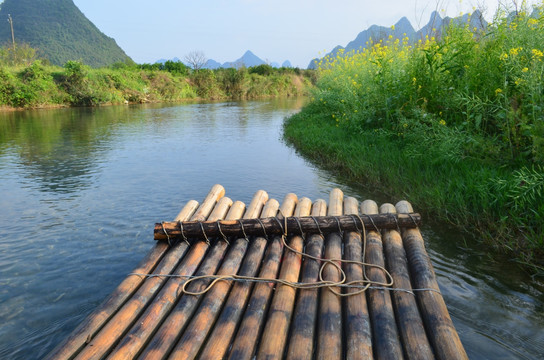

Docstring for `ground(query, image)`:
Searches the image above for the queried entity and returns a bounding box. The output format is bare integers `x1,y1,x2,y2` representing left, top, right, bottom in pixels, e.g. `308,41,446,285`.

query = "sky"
72,0,536,68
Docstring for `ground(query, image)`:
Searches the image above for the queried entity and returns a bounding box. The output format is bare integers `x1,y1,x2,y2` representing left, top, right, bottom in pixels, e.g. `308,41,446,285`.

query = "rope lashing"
149,213,424,297
153,214,395,298
154,213,421,242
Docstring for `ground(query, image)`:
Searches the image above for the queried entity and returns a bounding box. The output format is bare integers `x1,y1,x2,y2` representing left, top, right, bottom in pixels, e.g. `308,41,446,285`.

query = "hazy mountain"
0,0,132,67
308,10,486,69
271,61,281,68
204,59,222,69
155,57,181,64
282,60,292,67
222,50,266,68
202,51,292,69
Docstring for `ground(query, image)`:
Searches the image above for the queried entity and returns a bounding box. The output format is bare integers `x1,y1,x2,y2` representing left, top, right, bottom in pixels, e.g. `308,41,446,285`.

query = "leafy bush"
163,60,189,76
249,64,274,76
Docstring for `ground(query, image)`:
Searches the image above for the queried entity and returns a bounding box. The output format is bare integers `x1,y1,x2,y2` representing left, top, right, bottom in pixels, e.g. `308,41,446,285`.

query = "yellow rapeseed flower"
522,67,529,72
495,88,503,95
532,49,544,60
439,119,446,126
509,47,522,56
500,53,508,61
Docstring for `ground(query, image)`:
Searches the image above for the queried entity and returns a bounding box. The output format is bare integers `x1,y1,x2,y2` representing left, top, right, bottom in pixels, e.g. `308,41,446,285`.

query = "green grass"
284,2,544,271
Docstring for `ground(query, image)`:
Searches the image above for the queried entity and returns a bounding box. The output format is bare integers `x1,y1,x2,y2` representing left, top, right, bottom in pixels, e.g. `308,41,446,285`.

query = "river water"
0,99,542,359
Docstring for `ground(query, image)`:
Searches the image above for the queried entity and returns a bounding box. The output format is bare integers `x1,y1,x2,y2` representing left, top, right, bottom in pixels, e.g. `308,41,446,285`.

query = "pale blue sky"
72,0,529,67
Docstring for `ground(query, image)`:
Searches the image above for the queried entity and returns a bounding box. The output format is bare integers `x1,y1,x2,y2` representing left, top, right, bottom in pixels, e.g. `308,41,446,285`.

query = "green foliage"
218,68,248,98
249,64,274,76
285,2,544,267
190,69,222,98
61,61,95,106
0,66,16,104
163,61,189,76
0,42,39,66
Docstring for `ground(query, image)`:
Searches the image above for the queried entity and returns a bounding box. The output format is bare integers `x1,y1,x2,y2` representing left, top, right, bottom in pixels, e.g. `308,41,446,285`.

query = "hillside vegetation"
0,0,131,67
284,3,544,270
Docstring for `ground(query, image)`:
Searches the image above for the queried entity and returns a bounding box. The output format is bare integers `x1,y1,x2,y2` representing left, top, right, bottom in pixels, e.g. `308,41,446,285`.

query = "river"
0,99,542,359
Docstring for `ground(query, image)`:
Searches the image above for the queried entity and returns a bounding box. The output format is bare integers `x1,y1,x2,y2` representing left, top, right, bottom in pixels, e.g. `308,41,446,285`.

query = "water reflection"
0,108,124,193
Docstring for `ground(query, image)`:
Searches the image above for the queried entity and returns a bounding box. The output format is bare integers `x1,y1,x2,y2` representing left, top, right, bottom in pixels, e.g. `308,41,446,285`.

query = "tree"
184,50,207,71
0,42,39,66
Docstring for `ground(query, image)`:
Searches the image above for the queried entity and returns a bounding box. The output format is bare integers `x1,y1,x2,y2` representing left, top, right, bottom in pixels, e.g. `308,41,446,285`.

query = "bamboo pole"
285,199,327,360
73,186,228,360
74,193,229,360
380,203,434,359
362,200,404,360
317,188,344,360
45,185,224,360
256,197,312,359
137,200,247,360
44,199,199,360
106,197,236,360
198,199,280,360
154,213,421,241
167,190,269,360
343,197,373,360
227,193,298,360
396,201,468,360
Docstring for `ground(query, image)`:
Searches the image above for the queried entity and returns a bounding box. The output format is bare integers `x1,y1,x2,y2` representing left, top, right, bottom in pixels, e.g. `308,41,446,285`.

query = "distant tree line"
0,43,315,109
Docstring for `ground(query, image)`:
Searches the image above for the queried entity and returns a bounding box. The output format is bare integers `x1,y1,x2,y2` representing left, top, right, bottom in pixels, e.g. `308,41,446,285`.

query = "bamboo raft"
46,184,468,360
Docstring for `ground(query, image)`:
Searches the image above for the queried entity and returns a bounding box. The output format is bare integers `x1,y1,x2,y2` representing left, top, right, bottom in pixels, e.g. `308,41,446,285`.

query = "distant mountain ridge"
308,10,486,69
0,0,131,67
157,50,293,69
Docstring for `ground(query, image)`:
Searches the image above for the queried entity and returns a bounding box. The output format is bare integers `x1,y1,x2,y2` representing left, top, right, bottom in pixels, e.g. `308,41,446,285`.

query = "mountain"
308,10,486,69
0,0,132,67
204,59,222,69
222,50,266,68
156,57,182,64
202,51,292,69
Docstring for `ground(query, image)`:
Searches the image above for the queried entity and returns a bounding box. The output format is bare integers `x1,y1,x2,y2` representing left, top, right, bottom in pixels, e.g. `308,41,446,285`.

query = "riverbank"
0,61,315,110
284,5,544,272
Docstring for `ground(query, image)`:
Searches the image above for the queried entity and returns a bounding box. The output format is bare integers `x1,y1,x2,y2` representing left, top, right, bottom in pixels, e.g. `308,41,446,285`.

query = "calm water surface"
0,99,542,359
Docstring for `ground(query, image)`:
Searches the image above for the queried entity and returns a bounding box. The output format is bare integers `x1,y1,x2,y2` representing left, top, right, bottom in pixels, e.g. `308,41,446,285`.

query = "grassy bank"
0,60,315,109
284,3,544,270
